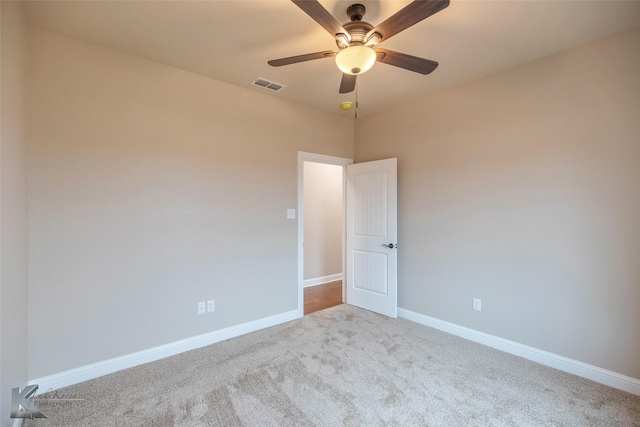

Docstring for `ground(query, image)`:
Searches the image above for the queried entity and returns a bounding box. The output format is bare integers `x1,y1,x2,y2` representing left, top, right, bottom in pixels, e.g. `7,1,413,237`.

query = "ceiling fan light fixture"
335,46,376,75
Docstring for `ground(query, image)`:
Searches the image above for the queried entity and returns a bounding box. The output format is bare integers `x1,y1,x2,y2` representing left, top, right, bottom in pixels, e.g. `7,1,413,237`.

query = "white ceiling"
23,0,640,118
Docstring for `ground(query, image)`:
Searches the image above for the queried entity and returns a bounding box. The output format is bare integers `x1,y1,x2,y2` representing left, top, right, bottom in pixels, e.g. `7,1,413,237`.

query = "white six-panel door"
346,158,397,318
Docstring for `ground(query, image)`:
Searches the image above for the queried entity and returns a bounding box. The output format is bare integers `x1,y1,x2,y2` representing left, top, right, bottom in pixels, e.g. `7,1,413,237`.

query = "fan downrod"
347,4,366,21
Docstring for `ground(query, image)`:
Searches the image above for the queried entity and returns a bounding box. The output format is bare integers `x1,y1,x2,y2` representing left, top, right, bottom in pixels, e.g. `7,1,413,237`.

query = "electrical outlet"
197,301,206,315
207,300,215,313
287,209,296,219
473,298,482,311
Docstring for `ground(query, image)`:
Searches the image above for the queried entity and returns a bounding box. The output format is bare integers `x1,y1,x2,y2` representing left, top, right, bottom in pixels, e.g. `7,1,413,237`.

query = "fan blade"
268,51,336,67
367,0,450,43
375,49,438,74
339,74,356,94
292,0,351,42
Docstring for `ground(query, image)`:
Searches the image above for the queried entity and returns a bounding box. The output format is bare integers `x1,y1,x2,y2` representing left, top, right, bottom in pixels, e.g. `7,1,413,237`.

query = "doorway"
297,152,353,317
297,153,398,318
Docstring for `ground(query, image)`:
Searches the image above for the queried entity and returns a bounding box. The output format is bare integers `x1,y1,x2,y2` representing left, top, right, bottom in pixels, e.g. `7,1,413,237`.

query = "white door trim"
297,152,353,317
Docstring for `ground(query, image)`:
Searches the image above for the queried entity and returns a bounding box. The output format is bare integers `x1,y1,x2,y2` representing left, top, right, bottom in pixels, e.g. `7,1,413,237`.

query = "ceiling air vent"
251,77,286,93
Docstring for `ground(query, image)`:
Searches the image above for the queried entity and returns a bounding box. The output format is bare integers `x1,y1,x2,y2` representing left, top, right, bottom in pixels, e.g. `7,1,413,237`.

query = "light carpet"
24,305,640,426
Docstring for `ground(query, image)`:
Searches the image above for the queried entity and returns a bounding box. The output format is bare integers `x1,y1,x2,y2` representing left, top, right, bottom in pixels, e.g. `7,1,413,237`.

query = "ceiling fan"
268,0,450,94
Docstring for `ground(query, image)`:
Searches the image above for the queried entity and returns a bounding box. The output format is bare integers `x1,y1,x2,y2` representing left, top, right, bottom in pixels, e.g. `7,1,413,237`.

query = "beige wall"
303,162,343,281
27,28,354,379
1,1,30,425
355,28,640,379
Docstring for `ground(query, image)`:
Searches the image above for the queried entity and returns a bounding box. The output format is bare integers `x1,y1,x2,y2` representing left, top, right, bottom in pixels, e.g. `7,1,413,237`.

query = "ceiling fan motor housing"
336,19,374,49
336,4,382,50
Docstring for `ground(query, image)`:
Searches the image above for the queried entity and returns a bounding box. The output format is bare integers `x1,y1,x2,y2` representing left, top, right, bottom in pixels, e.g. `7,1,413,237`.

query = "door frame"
297,152,353,317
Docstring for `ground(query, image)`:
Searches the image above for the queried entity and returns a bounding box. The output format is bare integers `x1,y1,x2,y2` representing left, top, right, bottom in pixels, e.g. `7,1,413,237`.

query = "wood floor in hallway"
304,280,343,315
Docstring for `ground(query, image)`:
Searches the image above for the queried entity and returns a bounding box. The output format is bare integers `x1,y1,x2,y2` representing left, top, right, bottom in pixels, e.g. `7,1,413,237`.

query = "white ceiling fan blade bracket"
364,32,382,47
335,33,351,49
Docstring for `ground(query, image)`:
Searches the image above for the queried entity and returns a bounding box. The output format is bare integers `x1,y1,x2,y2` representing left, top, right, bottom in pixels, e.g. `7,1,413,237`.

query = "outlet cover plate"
473,298,482,311
197,301,206,315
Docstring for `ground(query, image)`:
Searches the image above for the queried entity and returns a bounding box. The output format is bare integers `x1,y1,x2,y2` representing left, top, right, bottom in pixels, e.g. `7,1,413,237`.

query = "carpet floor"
24,305,640,426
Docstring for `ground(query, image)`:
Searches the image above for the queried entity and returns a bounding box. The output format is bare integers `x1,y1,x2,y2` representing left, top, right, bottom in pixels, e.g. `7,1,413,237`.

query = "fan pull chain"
355,79,359,120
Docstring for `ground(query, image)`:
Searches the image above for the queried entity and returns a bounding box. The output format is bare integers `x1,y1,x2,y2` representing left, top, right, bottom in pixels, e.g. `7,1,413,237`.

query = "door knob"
382,243,395,249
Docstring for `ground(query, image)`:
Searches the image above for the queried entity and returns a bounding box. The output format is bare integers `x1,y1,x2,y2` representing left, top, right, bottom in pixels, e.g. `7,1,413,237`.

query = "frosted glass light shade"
335,46,376,75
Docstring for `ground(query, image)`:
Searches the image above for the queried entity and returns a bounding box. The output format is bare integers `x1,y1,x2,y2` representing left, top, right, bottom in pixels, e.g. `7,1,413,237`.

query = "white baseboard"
30,309,300,393
303,273,343,288
28,306,640,397
398,308,640,396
